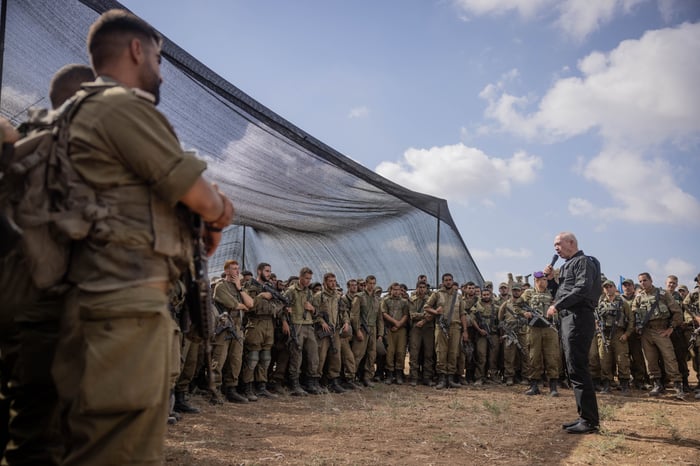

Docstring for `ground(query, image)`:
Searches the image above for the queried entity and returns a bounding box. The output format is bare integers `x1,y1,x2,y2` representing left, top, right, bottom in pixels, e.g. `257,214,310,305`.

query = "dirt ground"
165,374,700,465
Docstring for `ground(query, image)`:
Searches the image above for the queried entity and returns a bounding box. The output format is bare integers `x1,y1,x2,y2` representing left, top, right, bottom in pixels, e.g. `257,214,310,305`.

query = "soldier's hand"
282,320,290,336
356,329,365,342
479,328,487,336
524,312,533,319
435,306,443,315
259,291,273,300
416,320,425,328
546,305,557,318
462,331,469,342
321,322,331,333
391,326,398,332
619,334,628,342
303,301,315,312
660,328,673,338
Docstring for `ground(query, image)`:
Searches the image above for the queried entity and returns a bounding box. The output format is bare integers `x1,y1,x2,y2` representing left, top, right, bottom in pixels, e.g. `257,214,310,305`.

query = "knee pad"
259,349,272,369
246,350,260,369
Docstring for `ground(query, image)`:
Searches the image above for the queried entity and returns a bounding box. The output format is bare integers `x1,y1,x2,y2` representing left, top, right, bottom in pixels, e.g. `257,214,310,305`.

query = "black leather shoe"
565,421,598,434
561,418,584,429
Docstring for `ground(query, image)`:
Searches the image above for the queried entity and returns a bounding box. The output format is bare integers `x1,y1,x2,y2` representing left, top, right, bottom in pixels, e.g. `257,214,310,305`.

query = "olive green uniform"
51,80,205,465
351,291,384,382
381,296,410,376
595,295,634,384
212,280,245,391
313,288,347,379
621,292,648,386
498,296,531,380
522,288,560,382
285,283,319,381
241,280,281,385
683,287,700,385
632,287,683,383
339,292,357,382
425,287,467,377
473,297,500,381
408,293,435,383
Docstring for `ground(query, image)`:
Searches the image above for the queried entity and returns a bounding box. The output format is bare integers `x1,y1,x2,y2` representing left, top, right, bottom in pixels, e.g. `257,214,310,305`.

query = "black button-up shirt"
548,250,602,312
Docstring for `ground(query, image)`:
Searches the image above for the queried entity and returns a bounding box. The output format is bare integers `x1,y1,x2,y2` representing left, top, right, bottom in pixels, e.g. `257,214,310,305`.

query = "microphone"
550,254,559,267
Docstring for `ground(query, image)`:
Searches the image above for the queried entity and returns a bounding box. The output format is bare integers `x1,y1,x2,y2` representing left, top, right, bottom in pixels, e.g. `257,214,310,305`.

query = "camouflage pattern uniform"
408,290,435,385
381,291,410,384
522,287,560,391
595,293,634,392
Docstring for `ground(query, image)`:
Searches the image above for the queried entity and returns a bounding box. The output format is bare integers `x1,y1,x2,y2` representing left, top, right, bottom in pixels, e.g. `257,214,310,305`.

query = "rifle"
594,308,610,352
183,213,217,395
634,290,660,334
280,311,300,349
438,291,458,340
461,339,474,361
315,311,338,353
688,326,700,352
213,304,243,344
474,310,495,351
249,277,291,307
522,303,557,332
499,321,526,355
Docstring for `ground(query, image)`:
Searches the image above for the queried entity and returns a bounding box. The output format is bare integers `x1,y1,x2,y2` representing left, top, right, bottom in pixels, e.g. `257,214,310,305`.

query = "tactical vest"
636,288,671,323
429,289,461,324
527,290,553,314
287,285,314,325
597,296,627,329
246,281,280,317
315,289,340,327
384,296,408,321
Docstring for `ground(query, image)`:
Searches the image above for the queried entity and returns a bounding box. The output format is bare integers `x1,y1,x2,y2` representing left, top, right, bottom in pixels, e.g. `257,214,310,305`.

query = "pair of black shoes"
562,418,598,434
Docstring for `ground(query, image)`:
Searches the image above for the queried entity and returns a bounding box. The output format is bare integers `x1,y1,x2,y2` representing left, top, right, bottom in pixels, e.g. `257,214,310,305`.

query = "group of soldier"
168,261,700,421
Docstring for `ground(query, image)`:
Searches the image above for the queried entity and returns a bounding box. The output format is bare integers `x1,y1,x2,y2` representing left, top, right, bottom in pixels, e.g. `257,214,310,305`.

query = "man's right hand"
0,118,19,144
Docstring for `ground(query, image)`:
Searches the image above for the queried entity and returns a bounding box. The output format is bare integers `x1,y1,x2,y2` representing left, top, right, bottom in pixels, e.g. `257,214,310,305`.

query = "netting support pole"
0,0,7,106
241,224,246,271
435,203,441,288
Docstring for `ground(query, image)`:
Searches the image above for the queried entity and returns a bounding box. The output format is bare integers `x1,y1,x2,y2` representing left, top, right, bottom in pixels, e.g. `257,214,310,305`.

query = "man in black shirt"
544,232,601,434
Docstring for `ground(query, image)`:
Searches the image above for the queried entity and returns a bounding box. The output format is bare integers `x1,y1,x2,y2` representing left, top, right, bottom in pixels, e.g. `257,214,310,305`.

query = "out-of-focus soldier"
408,281,435,386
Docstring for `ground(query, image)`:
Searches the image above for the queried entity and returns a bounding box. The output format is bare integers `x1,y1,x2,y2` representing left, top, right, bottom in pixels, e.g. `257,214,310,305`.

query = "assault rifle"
184,213,217,395
280,311,300,349
315,311,338,353
523,303,557,332
249,277,291,307
594,308,610,353
688,326,700,352
474,310,495,351
499,321,526,355
212,304,243,345
461,339,474,361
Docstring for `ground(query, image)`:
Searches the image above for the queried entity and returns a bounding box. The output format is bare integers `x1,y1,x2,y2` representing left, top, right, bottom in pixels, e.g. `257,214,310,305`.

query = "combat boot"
225,387,249,404
209,390,225,405
435,374,447,389
448,375,462,389
505,377,514,386
525,380,541,395
244,382,259,402
305,378,323,395
174,391,201,413
289,379,309,397
395,371,404,385
329,378,347,394
256,382,279,399
682,376,691,394
599,379,611,394
362,378,375,388
674,381,686,400
648,379,664,397
384,373,395,385
549,379,559,397
619,379,630,396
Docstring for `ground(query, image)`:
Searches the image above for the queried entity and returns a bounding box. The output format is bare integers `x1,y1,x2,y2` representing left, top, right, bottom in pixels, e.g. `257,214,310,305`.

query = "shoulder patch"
131,88,156,103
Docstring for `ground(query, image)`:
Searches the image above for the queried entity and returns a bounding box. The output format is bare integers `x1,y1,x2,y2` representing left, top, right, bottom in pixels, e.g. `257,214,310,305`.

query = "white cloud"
375,143,542,204
644,257,696,284
348,106,369,119
470,247,533,260
480,23,700,226
480,23,700,146
454,0,646,40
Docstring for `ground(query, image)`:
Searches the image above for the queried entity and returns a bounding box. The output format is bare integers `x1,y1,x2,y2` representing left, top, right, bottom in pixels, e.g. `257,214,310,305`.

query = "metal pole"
435,202,440,288
0,0,8,107
241,224,246,270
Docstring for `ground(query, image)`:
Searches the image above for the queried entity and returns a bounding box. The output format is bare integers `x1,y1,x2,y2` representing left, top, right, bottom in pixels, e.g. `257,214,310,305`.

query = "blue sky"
120,0,700,289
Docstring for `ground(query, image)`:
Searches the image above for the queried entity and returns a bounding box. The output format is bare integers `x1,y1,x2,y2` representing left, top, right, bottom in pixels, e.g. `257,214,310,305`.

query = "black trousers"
560,309,599,426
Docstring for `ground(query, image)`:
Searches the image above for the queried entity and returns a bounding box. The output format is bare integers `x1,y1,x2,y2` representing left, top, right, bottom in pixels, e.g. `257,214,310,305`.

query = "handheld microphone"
550,254,559,267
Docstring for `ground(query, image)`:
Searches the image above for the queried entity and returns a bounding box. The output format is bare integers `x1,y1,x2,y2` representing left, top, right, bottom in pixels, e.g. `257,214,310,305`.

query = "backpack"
1,88,104,290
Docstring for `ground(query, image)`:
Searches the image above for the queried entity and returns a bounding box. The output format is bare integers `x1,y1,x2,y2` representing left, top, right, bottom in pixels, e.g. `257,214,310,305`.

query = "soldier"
495,282,510,306
632,273,686,399
473,288,500,385
498,283,530,386
666,275,691,393
522,271,560,396
242,263,284,401
284,267,322,395
313,272,349,393
52,10,234,464
682,275,700,398
381,283,410,384
596,280,634,395
408,281,435,386
460,281,482,384
351,275,384,387
424,273,469,389
212,260,253,403
0,64,95,466
339,279,360,390
620,278,649,389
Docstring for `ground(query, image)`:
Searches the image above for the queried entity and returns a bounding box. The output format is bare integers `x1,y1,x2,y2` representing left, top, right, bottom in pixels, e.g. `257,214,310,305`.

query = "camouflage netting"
0,0,483,287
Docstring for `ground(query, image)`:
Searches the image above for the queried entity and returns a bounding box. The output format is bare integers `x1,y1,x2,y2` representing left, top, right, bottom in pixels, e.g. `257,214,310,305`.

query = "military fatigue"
53,80,204,465
351,291,384,382
621,293,648,386
212,281,245,391
313,288,347,380
175,334,201,395
498,296,530,380
458,295,481,381
242,280,281,385
595,295,634,384
668,290,690,387
473,298,500,381
632,287,683,383
408,293,435,383
381,295,410,375
285,283,319,381
339,293,357,381
523,288,560,382
683,288,700,384
425,287,467,376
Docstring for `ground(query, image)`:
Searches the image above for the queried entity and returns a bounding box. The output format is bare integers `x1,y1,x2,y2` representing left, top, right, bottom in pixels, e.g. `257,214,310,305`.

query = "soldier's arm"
213,282,237,309
397,302,410,328
350,295,362,336
667,292,683,328
622,300,634,338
